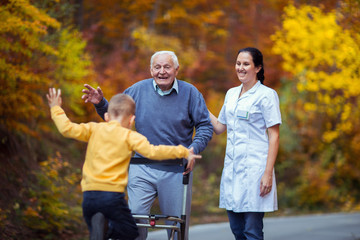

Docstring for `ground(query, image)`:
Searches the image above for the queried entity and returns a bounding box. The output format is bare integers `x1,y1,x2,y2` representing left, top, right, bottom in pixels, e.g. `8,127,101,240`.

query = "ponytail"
257,67,265,84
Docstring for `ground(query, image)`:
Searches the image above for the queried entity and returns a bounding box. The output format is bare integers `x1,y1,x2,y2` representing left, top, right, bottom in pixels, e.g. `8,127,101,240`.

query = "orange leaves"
1,0,60,135
1,0,95,136
1,0,60,54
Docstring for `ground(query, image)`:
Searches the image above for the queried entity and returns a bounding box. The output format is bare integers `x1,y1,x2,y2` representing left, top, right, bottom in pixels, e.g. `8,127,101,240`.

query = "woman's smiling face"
235,51,261,84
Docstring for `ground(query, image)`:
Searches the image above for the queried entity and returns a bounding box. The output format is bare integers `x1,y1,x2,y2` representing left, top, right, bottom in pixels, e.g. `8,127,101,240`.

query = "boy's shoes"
90,212,106,240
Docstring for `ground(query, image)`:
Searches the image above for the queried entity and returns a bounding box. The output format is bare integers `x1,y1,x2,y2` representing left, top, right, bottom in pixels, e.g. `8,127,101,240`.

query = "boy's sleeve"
51,106,92,142
127,131,189,160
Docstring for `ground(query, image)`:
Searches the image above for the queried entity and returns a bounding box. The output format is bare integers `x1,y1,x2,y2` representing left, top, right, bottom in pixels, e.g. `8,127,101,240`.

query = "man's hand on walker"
81,84,104,104
184,147,201,175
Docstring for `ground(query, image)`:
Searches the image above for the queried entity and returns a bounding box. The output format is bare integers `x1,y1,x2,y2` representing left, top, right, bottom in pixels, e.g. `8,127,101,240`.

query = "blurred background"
1,0,360,239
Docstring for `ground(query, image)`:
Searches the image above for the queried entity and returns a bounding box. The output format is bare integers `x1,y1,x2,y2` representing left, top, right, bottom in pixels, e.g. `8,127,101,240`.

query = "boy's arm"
47,88,92,142
128,131,201,172
50,106,92,142
129,131,189,159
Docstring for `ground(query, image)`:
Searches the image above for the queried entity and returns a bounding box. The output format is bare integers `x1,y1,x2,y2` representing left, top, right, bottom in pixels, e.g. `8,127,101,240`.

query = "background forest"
1,0,360,239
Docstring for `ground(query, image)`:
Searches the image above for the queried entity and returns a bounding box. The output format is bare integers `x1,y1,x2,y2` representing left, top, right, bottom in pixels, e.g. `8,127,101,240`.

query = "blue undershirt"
152,78,179,96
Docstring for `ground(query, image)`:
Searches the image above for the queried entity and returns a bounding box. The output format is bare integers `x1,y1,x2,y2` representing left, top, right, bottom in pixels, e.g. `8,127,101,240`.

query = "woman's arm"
260,124,280,197
208,110,226,135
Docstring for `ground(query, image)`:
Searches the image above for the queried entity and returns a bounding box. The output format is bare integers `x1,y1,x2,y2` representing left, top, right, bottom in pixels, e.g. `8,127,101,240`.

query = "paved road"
148,212,360,240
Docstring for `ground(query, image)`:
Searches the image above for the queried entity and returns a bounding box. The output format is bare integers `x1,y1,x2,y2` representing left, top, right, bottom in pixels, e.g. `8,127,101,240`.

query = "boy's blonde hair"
108,93,136,118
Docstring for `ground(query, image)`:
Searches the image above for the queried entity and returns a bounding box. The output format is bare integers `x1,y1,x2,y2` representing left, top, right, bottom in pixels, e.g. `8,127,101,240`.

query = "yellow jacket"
51,106,189,192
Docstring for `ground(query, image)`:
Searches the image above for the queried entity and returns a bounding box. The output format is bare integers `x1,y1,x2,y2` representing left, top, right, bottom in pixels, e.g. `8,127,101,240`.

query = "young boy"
46,88,201,240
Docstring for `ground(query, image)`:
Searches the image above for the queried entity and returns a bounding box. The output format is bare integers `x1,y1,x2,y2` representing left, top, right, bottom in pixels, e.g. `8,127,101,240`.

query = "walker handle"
183,163,189,185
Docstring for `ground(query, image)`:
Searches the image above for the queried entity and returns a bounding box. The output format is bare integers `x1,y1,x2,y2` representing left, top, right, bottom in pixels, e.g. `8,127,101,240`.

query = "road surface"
148,212,360,240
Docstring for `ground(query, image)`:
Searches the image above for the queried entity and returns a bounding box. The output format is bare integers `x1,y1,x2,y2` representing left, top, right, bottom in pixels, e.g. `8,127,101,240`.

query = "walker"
131,157,189,240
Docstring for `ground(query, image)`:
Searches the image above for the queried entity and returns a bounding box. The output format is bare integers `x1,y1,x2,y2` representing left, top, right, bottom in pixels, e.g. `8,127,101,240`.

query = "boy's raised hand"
46,88,62,108
183,147,202,175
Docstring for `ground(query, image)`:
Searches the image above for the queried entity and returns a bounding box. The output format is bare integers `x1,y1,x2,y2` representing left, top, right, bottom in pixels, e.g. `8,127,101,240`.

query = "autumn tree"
272,3,360,210
0,0,94,238
0,0,60,135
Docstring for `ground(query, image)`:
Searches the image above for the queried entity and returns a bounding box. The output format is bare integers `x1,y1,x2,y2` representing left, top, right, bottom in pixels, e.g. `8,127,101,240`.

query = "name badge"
237,110,249,120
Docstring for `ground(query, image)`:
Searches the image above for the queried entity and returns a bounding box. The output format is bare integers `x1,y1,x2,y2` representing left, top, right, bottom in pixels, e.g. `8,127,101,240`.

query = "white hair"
150,51,179,69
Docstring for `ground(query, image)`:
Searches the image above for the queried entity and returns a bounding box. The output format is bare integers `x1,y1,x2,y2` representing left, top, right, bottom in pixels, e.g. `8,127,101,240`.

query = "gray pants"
127,164,193,240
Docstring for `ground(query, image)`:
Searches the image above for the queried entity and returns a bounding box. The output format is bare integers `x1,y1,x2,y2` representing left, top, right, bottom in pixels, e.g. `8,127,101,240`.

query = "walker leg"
90,212,106,240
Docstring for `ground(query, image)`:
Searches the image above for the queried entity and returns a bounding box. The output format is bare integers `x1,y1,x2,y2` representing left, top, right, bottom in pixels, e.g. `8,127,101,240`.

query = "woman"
209,47,281,240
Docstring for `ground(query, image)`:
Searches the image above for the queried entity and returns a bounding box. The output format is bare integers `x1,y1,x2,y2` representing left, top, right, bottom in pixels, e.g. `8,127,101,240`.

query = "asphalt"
147,212,360,240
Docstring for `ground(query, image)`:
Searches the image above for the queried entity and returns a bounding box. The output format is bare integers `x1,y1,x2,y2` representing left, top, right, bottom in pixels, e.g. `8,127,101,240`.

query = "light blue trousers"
127,164,193,240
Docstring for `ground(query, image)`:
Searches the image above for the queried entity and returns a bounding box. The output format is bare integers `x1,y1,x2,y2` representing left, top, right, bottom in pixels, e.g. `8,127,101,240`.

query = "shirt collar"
240,80,261,95
153,78,179,96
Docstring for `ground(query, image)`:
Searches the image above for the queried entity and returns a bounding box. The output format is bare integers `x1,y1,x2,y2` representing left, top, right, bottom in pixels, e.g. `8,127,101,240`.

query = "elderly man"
82,50,213,240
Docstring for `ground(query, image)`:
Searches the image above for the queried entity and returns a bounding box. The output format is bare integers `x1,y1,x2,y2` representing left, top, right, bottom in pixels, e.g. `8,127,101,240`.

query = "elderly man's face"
150,53,179,91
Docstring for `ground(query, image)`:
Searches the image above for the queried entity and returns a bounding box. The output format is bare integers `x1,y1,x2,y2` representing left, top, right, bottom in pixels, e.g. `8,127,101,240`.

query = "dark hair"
238,47,265,84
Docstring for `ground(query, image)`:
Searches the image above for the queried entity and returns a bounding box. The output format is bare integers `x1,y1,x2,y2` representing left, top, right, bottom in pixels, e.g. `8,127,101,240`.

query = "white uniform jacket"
218,81,282,212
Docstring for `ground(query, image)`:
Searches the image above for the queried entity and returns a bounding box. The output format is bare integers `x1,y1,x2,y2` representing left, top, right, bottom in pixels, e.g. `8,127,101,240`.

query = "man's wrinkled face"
150,53,179,91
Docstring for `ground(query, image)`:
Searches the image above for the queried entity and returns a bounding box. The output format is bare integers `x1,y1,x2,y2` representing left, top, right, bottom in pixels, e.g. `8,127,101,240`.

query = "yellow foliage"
54,28,94,116
322,130,339,143
272,4,360,142
0,0,61,135
304,102,317,112
55,29,91,81
0,0,60,54
1,0,95,135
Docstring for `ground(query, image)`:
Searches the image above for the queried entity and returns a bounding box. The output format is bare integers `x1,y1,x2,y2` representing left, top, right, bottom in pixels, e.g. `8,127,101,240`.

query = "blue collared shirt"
152,79,179,96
